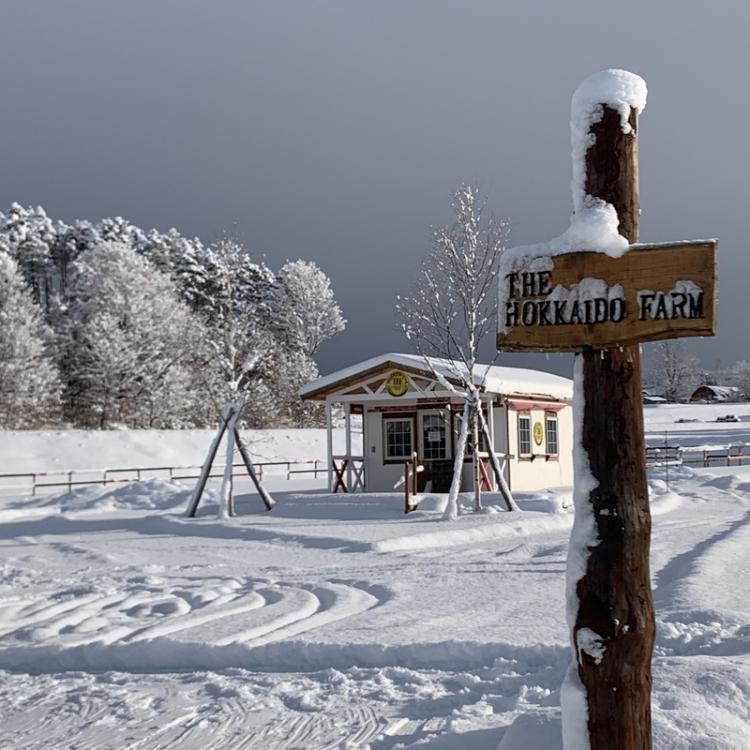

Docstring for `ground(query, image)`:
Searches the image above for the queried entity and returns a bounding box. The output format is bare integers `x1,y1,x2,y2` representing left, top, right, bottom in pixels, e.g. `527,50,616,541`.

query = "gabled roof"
300,352,573,401
691,384,743,401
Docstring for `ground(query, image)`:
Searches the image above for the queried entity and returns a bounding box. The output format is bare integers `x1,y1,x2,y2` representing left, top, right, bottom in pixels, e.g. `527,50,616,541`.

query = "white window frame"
383,416,415,461
545,413,559,457
518,412,532,458
418,409,452,461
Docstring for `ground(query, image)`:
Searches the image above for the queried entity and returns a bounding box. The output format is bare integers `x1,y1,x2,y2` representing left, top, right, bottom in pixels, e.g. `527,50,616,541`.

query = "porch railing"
331,455,365,493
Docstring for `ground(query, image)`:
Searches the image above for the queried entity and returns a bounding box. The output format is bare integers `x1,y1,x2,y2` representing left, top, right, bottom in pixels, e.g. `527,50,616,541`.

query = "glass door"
419,410,450,460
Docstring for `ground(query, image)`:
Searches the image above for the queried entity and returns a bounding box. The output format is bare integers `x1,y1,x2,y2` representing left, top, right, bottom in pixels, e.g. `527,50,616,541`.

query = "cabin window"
384,417,414,460
546,413,559,456
518,413,531,457
420,411,450,460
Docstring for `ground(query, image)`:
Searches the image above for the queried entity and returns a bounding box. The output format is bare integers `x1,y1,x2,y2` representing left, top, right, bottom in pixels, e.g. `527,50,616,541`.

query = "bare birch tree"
397,184,516,518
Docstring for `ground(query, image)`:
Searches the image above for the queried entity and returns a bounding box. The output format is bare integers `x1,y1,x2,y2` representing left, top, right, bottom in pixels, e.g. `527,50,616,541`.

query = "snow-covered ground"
1,405,749,749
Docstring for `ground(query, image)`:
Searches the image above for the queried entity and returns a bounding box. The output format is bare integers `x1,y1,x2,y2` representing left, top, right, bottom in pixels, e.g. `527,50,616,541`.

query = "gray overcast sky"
0,1,746,378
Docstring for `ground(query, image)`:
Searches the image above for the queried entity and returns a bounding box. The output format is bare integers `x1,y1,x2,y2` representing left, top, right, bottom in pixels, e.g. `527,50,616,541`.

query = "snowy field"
1,405,749,748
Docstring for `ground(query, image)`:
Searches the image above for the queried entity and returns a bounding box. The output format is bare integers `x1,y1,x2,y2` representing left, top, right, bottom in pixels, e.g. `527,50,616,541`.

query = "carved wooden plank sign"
496,239,717,352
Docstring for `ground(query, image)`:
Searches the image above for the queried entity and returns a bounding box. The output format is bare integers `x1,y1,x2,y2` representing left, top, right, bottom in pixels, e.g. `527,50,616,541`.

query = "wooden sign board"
496,240,717,352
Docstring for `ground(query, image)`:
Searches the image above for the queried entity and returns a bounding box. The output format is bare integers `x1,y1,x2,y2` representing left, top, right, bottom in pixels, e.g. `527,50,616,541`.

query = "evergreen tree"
191,239,276,409
0,203,57,307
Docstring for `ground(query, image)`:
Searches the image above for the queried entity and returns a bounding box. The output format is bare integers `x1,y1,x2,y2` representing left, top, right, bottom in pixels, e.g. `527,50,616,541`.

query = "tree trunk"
444,401,470,521
471,401,482,512
570,105,655,749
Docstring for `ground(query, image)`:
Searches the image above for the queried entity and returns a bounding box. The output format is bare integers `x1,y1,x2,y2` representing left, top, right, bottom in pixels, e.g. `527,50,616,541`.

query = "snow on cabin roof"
300,353,573,401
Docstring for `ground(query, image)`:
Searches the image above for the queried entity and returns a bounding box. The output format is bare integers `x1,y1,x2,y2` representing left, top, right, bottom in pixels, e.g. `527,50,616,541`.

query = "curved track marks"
0,575,381,672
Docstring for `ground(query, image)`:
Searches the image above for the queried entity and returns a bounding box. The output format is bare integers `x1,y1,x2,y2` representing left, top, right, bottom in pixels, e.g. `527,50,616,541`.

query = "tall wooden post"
574,105,655,748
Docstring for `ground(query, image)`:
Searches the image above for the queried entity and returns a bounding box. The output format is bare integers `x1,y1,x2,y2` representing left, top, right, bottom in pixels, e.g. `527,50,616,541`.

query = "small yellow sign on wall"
385,371,410,397
533,422,544,446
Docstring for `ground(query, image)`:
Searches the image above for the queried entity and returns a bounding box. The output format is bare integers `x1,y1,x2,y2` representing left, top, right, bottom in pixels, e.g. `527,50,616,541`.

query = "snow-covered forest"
0,203,345,430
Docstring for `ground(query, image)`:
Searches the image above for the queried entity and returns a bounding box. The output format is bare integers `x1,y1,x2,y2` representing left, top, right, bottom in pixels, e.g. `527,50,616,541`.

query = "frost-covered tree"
271,260,346,356
0,252,61,427
51,219,100,297
97,216,146,250
0,203,58,307
644,340,700,402
250,346,324,428
0,202,347,429
138,227,205,282
63,242,206,427
189,239,276,409
730,360,750,400
398,184,515,517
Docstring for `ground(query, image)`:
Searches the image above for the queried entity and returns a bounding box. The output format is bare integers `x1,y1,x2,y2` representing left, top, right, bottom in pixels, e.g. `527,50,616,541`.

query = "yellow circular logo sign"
533,421,544,446
385,370,409,397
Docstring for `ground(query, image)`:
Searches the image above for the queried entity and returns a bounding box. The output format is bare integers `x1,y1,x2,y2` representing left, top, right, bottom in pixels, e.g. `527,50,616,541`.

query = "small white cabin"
300,353,573,494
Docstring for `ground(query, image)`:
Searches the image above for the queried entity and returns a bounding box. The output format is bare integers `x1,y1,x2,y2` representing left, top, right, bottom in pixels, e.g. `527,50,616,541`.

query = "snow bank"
370,512,573,554
57,479,191,513
0,634,566,675
0,427,346,474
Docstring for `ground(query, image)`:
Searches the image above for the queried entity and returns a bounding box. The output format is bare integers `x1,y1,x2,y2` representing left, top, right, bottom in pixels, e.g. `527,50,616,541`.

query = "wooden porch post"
345,401,352,492
326,397,333,492
487,395,496,490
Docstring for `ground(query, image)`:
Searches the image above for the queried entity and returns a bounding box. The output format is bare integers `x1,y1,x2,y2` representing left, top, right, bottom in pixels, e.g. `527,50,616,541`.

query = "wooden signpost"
498,73,717,750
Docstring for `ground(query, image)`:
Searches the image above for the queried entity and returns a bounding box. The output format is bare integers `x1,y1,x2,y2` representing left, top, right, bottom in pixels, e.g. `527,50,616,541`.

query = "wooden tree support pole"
234,427,275,511
404,463,410,515
186,412,229,517
478,408,515,512
573,105,655,749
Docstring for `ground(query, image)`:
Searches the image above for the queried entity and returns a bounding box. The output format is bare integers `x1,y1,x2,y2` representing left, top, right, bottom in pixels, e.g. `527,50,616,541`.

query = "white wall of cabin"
506,405,573,492
363,407,410,492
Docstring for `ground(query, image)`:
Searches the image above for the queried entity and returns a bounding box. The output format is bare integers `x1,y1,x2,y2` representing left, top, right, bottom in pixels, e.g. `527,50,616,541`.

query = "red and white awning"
506,398,565,412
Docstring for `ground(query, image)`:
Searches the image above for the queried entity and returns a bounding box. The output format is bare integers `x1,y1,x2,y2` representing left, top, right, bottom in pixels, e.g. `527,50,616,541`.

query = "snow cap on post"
571,69,648,214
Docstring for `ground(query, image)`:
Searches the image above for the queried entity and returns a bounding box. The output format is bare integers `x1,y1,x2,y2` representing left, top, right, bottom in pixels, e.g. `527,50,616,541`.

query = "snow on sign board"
496,240,717,352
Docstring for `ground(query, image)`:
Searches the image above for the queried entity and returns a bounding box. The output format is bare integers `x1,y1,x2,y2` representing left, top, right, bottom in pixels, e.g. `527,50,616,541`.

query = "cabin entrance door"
417,409,453,492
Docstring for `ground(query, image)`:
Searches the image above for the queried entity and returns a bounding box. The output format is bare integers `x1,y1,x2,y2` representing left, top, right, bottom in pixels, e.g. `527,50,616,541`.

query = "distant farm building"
300,353,573,494
642,389,667,405
689,385,743,403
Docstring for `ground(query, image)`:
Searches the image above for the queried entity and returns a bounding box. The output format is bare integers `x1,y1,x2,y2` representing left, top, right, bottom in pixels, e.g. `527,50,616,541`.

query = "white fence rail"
646,443,750,468
0,460,325,498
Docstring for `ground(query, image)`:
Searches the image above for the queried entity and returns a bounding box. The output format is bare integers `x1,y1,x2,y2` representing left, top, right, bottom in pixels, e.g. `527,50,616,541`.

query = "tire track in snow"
238,582,379,648
0,577,382,673
653,478,750,657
